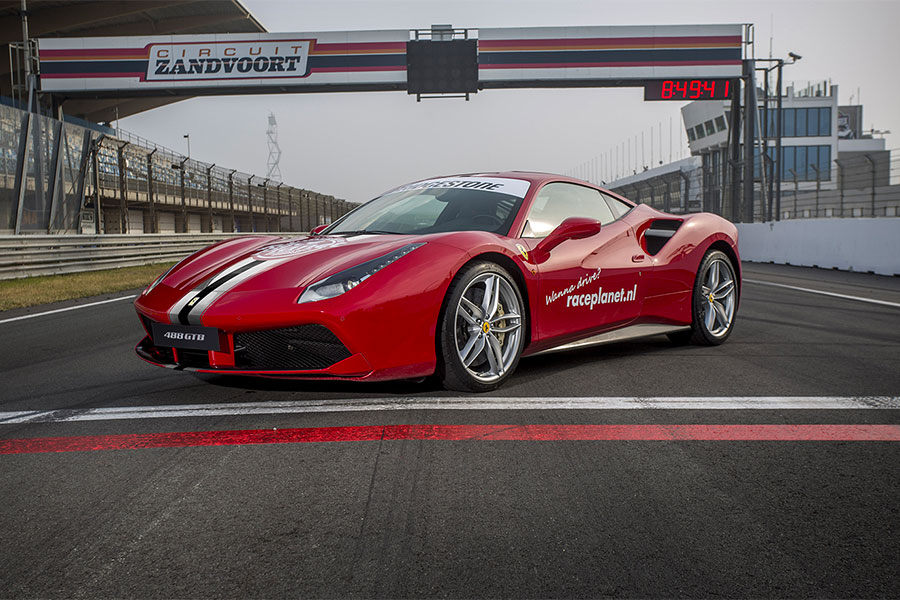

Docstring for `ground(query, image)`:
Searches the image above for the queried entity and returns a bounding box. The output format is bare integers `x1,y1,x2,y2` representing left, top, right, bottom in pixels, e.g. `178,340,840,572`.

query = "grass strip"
0,262,176,312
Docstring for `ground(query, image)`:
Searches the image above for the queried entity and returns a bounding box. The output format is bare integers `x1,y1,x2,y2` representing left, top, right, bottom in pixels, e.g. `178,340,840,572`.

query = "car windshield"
325,177,530,236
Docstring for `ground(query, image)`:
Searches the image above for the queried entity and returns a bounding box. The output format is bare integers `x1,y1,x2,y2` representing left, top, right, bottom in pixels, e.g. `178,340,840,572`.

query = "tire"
675,249,738,345
438,262,526,392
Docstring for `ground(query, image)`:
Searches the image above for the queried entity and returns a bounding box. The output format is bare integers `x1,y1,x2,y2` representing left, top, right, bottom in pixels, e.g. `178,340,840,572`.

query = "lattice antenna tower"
266,112,282,181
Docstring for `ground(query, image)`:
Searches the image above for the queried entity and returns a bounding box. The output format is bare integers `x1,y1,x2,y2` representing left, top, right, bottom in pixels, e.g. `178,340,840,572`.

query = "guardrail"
0,233,303,280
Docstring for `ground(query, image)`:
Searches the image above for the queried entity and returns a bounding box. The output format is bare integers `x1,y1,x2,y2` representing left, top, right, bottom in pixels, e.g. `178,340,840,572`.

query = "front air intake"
234,325,352,371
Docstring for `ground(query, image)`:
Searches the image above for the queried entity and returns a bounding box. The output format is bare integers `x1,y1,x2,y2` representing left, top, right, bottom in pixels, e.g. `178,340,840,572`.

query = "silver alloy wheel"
700,258,736,338
454,272,523,383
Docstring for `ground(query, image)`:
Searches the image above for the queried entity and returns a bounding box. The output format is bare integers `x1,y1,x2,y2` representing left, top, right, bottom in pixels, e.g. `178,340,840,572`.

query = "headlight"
297,243,425,303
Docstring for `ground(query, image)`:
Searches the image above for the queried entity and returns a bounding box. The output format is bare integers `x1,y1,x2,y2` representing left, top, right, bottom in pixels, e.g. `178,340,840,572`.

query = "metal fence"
0,100,352,235
605,149,900,222
778,152,900,219
610,169,701,216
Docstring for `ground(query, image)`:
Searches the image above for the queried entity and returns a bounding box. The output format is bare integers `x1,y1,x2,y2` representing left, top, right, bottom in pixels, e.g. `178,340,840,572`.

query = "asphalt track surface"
2,262,899,598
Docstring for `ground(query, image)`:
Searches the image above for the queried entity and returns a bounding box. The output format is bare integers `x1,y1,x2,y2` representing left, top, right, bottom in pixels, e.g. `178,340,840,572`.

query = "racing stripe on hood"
168,257,259,325
180,259,278,325
177,260,265,325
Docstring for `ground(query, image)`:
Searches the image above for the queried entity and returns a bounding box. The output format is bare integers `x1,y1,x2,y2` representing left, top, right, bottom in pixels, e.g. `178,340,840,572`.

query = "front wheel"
670,249,738,345
438,262,526,392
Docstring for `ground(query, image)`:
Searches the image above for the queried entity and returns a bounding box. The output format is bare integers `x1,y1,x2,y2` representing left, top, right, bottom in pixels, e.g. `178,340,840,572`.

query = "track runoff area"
2,262,900,597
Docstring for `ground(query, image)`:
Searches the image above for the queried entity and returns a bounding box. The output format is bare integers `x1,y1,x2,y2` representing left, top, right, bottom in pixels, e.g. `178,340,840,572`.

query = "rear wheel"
438,262,525,392
669,249,738,345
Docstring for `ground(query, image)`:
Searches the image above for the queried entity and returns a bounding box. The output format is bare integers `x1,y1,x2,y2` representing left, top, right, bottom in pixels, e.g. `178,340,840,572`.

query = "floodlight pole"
206,163,215,232
275,182,284,232
775,61,783,220
261,178,270,231
247,175,255,232
287,187,294,231
178,156,188,232
728,78,742,223
20,0,36,113
742,58,756,223
116,141,129,233
147,148,158,233
227,169,237,232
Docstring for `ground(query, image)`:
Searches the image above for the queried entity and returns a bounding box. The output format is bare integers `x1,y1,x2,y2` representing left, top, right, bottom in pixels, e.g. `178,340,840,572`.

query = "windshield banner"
390,177,531,198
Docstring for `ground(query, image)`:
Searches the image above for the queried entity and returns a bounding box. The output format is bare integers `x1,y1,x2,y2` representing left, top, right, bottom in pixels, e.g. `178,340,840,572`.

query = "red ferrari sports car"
135,172,740,391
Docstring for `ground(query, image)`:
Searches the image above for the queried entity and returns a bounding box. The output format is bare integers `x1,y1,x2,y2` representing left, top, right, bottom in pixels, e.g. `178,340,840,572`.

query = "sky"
120,0,900,203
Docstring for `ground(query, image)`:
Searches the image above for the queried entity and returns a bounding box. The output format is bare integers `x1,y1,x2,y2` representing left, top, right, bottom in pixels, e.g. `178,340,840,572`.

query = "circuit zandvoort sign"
147,39,312,81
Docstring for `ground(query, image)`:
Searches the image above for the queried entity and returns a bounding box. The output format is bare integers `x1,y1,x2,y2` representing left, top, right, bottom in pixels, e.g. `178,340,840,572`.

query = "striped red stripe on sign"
2,424,900,455
479,60,741,70
477,36,743,50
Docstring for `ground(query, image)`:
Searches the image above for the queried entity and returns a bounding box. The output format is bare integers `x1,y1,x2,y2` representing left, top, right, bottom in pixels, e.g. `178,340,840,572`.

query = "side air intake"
642,219,683,256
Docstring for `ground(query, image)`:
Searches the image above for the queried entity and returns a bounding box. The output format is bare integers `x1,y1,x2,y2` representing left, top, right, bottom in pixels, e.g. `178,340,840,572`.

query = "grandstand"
1,0,348,235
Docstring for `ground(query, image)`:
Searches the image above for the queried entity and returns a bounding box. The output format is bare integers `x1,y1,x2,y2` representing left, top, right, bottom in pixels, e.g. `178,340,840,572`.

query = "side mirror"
531,217,602,263
310,224,329,236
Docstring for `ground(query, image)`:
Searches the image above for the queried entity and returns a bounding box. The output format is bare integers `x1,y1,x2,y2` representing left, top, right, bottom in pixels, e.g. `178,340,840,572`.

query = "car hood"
160,233,439,294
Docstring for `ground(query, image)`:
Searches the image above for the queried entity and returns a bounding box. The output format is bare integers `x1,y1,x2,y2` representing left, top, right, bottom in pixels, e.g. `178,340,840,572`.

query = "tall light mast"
266,112,282,182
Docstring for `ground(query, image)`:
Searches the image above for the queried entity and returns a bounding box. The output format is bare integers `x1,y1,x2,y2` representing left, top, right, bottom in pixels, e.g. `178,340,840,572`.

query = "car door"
519,182,647,342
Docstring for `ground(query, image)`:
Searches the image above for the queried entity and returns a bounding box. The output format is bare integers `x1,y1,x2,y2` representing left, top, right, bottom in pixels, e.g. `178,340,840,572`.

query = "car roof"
438,171,598,187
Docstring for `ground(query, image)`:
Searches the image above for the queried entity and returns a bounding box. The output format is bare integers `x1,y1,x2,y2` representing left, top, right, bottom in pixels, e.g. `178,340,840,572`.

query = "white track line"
1,396,898,425
0,295,137,325
744,279,900,308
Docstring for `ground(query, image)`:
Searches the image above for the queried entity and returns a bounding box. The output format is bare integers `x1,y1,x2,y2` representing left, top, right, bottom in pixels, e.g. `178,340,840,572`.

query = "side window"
522,182,615,238
601,193,633,218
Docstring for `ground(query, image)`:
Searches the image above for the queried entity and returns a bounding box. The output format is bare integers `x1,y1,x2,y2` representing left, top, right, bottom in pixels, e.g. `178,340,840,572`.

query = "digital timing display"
643,79,736,101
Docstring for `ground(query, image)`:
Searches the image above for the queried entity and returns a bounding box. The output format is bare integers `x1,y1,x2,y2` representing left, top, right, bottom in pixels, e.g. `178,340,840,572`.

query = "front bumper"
135,320,376,378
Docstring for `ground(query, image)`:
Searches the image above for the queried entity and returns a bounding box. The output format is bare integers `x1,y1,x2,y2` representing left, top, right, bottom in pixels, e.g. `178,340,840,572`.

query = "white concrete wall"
736,218,900,276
